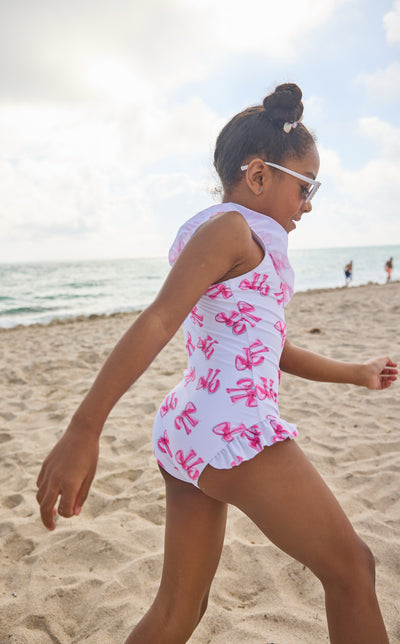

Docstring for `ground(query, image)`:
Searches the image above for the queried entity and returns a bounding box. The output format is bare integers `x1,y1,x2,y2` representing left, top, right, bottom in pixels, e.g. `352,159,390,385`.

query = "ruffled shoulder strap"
169,202,294,304
168,204,226,265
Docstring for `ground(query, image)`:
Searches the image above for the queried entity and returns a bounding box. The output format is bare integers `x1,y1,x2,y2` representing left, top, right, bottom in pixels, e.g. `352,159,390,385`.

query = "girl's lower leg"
125,586,209,644
325,586,389,644
322,543,388,644
124,470,227,644
125,603,196,644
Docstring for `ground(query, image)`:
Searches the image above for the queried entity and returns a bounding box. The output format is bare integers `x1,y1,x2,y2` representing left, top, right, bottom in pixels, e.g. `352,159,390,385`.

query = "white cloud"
0,0,351,104
319,147,343,179
83,58,155,108
356,61,400,101
120,96,224,165
290,116,400,248
2,103,398,262
0,0,398,261
0,0,209,102
304,94,325,119
318,117,400,197
175,0,349,59
357,116,400,159
384,0,400,44
0,95,223,262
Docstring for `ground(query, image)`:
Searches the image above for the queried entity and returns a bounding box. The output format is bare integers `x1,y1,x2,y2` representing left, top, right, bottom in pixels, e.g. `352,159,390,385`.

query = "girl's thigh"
198,439,363,582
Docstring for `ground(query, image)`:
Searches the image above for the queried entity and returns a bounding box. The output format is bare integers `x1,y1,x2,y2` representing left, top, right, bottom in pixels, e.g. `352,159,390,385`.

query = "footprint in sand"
2,494,24,509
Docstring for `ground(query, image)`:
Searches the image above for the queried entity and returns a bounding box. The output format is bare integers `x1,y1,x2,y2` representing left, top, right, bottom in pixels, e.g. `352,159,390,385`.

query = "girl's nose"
304,200,312,213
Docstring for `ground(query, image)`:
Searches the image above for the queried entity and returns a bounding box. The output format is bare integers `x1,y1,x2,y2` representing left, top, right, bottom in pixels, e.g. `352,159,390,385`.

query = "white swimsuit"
152,202,298,486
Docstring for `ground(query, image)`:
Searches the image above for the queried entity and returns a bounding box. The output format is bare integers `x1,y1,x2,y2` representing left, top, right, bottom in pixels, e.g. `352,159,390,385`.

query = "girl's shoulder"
168,202,295,306
169,202,287,266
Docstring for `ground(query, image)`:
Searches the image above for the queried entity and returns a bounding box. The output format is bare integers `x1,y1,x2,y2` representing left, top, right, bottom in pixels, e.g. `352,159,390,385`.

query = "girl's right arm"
36,211,255,530
280,339,398,389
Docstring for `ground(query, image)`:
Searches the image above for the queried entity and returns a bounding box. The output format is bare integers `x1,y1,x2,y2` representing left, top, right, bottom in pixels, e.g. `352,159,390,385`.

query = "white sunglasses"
241,161,321,203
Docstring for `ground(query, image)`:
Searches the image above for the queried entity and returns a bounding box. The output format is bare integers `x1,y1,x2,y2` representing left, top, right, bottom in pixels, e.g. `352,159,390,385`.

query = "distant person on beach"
36,84,397,644
344,260,353,286
385,257,393,282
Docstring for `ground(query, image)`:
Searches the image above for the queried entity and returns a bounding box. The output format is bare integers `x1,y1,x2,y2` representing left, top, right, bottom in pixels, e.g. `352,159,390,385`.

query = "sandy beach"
1,281,399,643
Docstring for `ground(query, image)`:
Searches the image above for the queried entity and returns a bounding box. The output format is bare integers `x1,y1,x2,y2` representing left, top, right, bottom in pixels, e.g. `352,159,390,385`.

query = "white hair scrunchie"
283,121,298,133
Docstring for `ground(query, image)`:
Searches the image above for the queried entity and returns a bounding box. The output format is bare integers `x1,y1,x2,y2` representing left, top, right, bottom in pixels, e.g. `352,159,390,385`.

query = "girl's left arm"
36,211,255,530
280,338,398,390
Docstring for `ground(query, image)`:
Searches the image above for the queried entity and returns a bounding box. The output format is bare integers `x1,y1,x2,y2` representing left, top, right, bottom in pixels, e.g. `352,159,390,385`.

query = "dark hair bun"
262,83,303,124
213,81,315,191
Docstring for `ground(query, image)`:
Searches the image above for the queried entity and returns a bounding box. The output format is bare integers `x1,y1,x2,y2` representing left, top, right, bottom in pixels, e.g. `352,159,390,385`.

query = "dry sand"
1,281,399,643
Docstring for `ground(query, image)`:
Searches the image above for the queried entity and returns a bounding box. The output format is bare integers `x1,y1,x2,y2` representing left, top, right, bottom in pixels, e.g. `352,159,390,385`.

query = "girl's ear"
243,158,270,196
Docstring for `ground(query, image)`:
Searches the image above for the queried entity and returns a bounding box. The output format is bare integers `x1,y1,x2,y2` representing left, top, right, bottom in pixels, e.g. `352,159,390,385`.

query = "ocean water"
0,245,398,329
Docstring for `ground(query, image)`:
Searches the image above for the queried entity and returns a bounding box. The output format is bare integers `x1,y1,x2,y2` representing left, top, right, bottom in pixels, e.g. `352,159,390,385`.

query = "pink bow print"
183,367,196,387
215,301,261,335
160,392,178,417
239,272,270,296
174,402,198,435
196,368,221,394
190,306,204,327
197,334,219,360
274,320,287,347
205,283,233,299
235,339,269,371
212,421,262,451
157,430,173,458
267,415,298,443
226,378,258,407
175,449,204,480
274,282,293,306
185,331,195,356
227,376,277,406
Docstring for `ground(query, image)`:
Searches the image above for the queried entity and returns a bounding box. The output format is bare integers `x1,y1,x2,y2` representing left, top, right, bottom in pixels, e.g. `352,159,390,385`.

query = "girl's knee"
358,538,376,579
319,535,376,591
348,537,376,585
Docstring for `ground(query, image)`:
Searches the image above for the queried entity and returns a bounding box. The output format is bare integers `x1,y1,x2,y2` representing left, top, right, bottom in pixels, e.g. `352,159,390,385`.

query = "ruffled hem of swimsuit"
208,416,298,470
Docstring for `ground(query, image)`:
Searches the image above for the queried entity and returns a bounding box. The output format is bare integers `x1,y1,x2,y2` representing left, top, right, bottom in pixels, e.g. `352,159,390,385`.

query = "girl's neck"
222,190,267,216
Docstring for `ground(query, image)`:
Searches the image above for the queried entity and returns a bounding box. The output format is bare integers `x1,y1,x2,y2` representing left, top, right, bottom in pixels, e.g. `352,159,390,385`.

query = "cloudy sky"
1,0,399,263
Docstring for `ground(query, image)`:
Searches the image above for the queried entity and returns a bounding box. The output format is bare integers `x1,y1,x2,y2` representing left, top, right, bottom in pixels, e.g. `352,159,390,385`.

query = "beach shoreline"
1,281,399,642
1,279,398,334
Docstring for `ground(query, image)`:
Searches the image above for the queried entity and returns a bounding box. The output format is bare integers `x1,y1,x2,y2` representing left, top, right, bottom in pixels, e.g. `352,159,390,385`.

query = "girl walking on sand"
37,83,397,643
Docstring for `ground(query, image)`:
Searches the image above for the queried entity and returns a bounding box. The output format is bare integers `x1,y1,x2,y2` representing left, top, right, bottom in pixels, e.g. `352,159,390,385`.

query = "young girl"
37,83,397,643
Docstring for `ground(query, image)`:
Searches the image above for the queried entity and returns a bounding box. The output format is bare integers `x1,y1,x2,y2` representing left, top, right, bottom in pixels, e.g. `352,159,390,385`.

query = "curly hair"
213,83,316,192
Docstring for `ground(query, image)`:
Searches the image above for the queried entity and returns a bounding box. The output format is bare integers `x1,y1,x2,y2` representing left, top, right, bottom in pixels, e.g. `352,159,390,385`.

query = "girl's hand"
36,425,99,531
361,357,398,390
